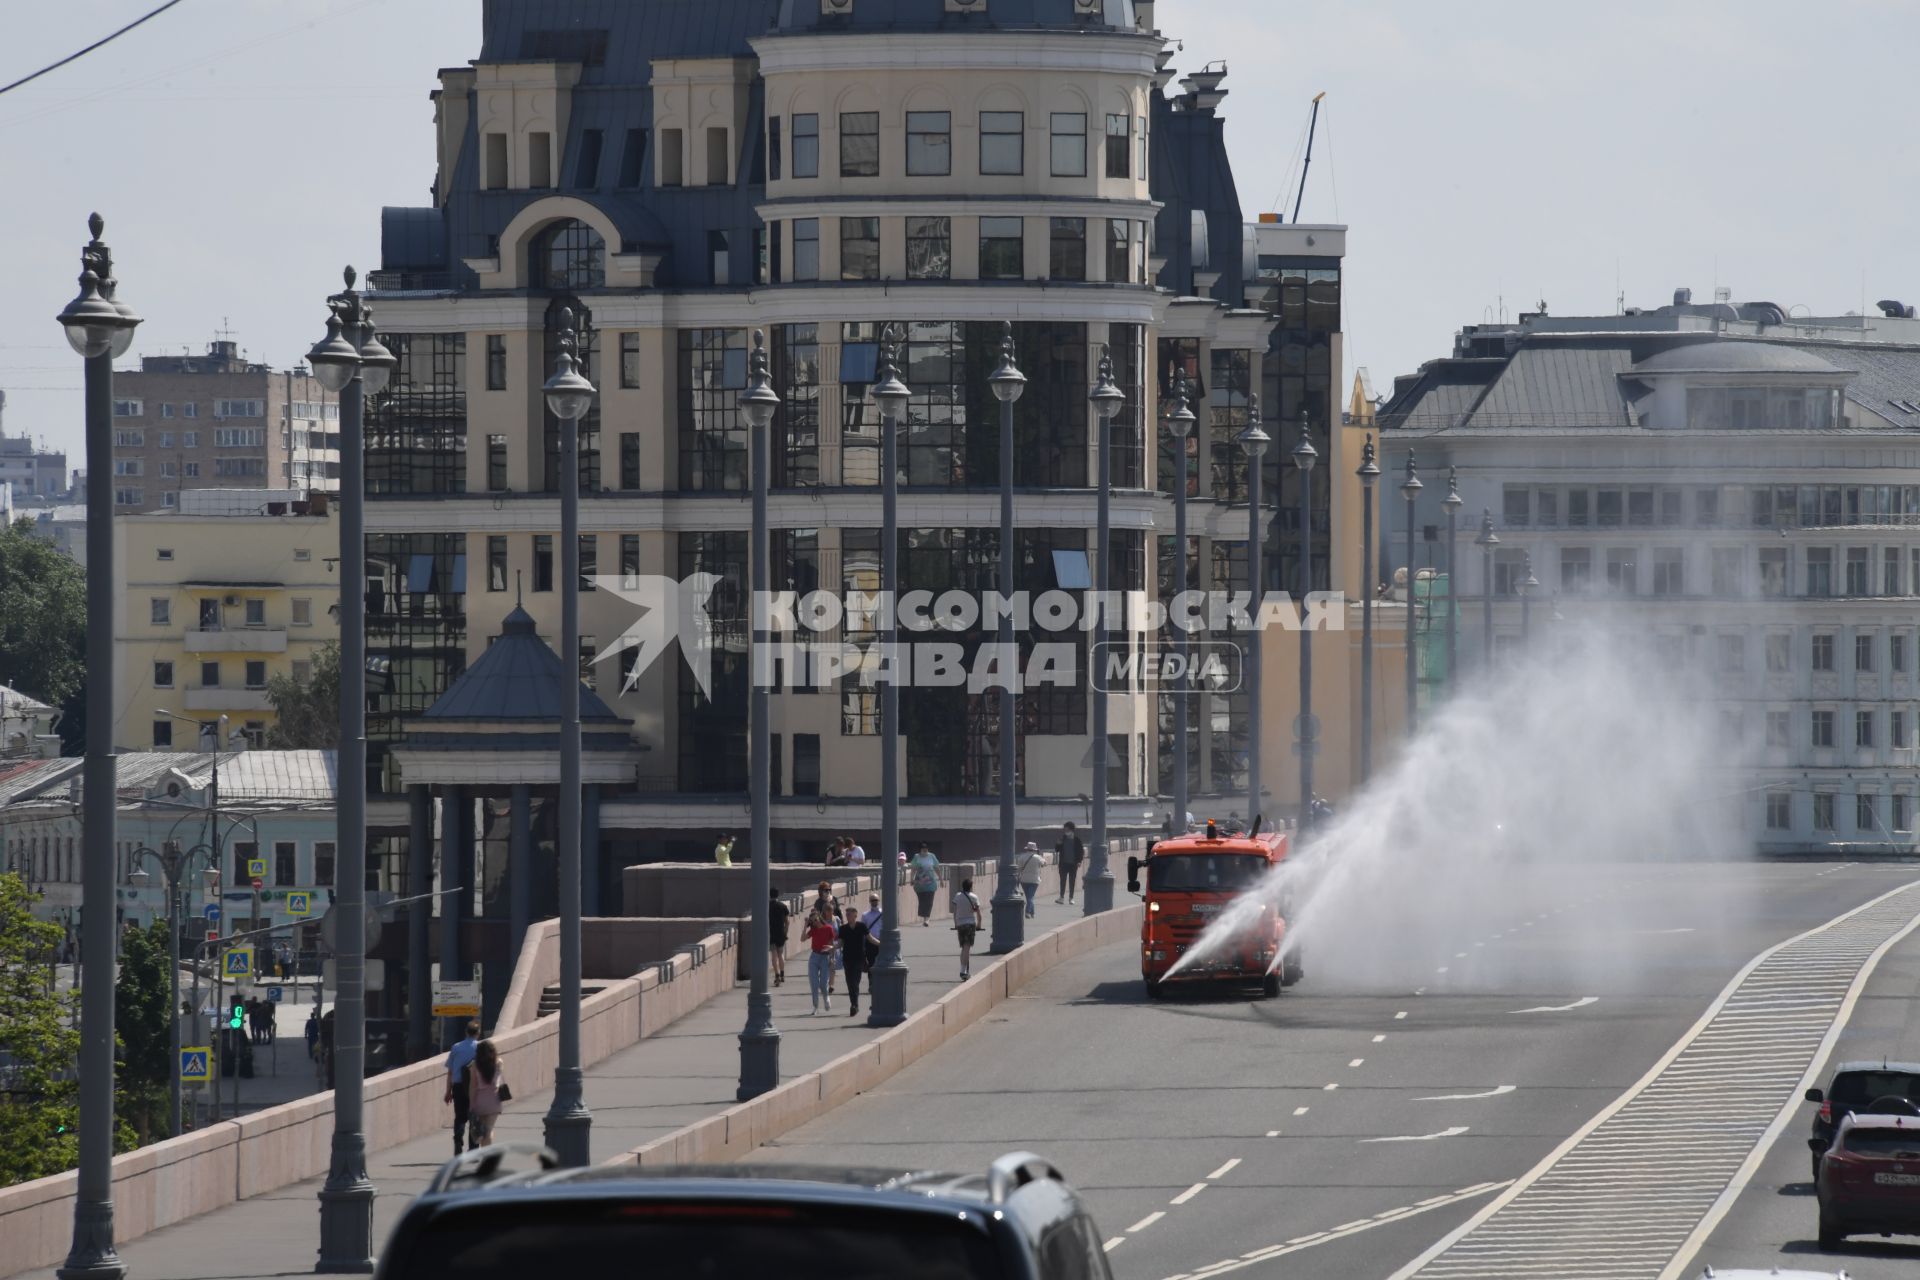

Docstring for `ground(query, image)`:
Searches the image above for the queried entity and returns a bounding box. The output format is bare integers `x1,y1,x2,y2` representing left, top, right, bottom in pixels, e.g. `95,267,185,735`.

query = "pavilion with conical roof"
390,604,640,1048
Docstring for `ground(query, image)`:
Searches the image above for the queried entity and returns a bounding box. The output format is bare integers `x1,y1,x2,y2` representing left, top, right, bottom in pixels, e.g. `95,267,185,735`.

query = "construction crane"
1291,91,1326,224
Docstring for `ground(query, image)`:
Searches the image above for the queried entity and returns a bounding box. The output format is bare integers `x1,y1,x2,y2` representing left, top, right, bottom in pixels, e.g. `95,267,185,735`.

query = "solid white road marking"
1349,1057,1365,1068
1164,1182,1512,1280
1292,1105,1310,1115
1264,1129,1279,1137
1508,995,1598,1014
1207,1157,1241,1180
1395,1010,1408,1019
1170,1182,1208,1205
1361,1126,1470,1144
1322,1082,1339,1091
1417,1084,1517,1101
1127,1210,1165,1233
1372,1034,1386,1042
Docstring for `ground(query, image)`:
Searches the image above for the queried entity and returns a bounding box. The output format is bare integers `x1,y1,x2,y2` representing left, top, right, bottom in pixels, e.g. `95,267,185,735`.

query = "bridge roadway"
752,859,1920,1280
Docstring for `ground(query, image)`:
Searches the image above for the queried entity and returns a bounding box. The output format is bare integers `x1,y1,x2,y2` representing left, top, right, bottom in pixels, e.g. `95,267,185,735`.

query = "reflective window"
529,220,606,291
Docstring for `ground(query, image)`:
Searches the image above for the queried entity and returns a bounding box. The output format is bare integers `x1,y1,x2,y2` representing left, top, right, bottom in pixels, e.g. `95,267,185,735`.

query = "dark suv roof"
1830,1060,1920,1076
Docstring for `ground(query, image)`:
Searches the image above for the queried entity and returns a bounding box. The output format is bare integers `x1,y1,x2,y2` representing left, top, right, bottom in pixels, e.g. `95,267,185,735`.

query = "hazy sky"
5,0,1919,460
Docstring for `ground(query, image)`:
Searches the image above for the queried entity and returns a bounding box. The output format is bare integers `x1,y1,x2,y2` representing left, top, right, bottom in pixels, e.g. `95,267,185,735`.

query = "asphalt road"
749,859,1920,1280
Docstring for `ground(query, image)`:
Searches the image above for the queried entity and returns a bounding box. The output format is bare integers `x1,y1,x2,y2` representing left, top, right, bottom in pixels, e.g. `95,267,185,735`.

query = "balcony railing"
184,627,287,654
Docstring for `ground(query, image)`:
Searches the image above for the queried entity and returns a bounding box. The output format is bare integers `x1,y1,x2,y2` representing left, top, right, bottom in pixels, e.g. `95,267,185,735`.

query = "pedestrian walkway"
22,888,1093,1280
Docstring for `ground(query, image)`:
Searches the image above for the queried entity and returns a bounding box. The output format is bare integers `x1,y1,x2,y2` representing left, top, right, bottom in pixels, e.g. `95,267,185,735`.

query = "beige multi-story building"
113,490,340,751
352,0,1372,873
108,341,340,514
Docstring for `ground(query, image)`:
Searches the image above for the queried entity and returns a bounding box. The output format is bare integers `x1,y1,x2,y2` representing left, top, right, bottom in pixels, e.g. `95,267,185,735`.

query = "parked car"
1813,1112,1920,1250
376,1145,1115,1280
1696,1269,1851,1279
1804,1060,1920,1180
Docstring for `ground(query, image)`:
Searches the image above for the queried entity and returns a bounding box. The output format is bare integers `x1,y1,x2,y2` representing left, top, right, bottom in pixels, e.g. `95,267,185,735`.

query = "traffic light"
228,1002,245,1031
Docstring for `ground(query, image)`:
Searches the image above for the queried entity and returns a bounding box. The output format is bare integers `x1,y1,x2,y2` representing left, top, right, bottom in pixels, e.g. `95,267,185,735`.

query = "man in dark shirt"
768,887,790,987
837,907,872,1017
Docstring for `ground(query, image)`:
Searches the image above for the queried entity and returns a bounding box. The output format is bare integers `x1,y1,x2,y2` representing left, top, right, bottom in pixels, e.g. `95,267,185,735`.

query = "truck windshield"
392,1200,1005,1280
1148,855,1269,893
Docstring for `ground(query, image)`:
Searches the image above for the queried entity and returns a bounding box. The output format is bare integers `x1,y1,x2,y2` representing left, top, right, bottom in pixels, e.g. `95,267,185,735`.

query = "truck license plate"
1193,904,1222,916
1874,1172,1920,1186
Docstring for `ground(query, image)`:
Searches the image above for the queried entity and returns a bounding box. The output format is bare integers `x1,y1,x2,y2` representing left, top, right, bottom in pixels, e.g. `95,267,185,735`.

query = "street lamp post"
305,265,394,1273
1520,552,1539,647
541,308,596,1162
55,213,140,1280
1443,468,1462,692
988,323,1026,954
1399,455,1422,732
868,328,910,1025
1084,346,1126,915
1356,436,1380,783
1476,509,1500,674
1238,401,1272,831
736,331,782,1094
1286,408,1314,827
129,844,213,1140
1166,376,1196,834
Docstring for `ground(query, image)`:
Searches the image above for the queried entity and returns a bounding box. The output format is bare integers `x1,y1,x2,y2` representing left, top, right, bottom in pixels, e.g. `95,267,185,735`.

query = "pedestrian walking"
1055,821,1085,904
804,907,838,1015
305,1009,319,1062
467,1039,509,1149
320,1010,335,1090
838,907,872,1017
443,1019,481,1156
1016,842,1049,918
768,886,791,987
951,876,981,980
811,880,841,992
713,832,735,867
264,1000,277,1045
909,846,941,926
859,892,882,936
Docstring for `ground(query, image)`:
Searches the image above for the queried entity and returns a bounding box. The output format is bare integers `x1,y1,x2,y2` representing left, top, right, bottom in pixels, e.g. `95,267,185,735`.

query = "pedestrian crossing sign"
223,947,252,978
247,858,267,879
179,1047,211,1083
286,891,311,917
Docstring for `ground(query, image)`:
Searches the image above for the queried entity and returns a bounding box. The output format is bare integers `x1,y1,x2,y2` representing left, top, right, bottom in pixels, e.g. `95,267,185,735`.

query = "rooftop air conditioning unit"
224,594,239,606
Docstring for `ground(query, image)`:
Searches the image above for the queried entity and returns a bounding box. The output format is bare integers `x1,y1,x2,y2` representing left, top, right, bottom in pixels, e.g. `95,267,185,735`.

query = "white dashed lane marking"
1207,1158,1241,1180
1170,1182,1208,1206
1127,1211,1165,1233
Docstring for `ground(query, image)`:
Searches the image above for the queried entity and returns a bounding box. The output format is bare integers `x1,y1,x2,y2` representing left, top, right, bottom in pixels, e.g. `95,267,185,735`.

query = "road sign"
203,903,221,923
247,858,267,879
179,1047,211,1083
431,980,480,1018
251,878,264,891
286,891,311,917
222,946,252,978
204,929,220,943
266,986,283,1003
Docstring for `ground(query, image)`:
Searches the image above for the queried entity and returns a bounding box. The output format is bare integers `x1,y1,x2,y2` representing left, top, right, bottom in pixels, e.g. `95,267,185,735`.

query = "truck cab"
1126,820,1298,999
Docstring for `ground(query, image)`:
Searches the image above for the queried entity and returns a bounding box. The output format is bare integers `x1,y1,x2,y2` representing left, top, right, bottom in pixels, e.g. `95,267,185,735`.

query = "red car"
1814,1112,1920,1250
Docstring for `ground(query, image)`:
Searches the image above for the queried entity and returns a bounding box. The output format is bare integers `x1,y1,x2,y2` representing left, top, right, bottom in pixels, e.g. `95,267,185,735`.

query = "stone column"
406,785,432,1062
582,784,603,917
508,784,532,966
438,786,467,1048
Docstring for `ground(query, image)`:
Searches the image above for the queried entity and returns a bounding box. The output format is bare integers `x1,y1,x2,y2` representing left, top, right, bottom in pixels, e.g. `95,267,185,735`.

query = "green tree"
114,920,173,1143
265,642,340,749
0,519,86,751
0,872,81,1185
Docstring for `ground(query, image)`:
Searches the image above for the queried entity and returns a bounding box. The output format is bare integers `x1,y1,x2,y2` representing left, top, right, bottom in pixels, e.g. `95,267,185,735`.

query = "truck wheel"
1281,954,1305,988
1261,973,1282,999
1817,1213,1843,1251
1145,979,1164,1000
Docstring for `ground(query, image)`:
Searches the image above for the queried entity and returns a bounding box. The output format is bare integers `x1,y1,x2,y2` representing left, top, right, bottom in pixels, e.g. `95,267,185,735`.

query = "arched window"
530,219,606,291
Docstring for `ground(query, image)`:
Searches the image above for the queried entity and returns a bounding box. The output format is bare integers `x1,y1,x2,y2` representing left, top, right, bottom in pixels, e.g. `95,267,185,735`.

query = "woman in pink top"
467,1039,507,1147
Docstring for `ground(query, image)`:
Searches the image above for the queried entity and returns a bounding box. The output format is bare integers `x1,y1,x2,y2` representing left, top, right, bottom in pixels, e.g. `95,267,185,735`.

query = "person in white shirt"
844,839,867,866
1015,841,1050,918
950,876,981,980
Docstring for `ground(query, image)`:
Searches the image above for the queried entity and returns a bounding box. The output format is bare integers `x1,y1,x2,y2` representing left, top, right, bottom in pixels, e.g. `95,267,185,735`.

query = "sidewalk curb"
618,903,1143,1168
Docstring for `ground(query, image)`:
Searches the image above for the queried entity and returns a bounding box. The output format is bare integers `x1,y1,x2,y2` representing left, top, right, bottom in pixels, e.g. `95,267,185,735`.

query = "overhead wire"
0,0,190,98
